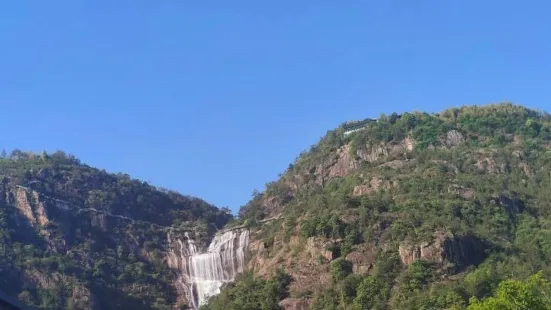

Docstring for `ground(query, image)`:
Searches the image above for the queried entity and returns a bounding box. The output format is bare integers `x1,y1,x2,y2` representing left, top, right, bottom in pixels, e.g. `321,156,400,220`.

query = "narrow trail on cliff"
12,185,281,233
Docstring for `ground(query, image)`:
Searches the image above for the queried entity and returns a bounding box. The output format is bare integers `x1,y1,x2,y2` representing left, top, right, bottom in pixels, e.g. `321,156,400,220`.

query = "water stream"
168,228,250,308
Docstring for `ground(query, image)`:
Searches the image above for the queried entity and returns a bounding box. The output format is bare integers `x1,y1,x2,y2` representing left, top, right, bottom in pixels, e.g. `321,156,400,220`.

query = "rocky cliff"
167,228,249,309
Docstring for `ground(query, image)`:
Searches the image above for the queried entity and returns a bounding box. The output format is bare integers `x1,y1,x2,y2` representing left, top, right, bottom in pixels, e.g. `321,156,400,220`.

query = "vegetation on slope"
199,269,292,310
208,103,551,309
0,151,231,309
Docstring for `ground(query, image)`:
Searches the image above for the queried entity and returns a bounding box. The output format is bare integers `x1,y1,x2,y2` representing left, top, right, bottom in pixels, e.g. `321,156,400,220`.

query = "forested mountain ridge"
0,151,232,309
204,103,551,309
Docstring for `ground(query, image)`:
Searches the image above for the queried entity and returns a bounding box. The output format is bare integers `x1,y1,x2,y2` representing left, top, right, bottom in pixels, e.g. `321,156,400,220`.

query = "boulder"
399,232,486,271
441,130,464,147
345,249,376,274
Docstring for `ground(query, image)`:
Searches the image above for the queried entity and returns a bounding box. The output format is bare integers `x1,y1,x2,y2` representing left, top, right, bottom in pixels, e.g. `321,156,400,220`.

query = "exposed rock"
89,212,109,231
448,185,474,199
404,137,415,151
248,230,334,299
12,188,66,252
15,188,37,226
263,195,286,218
13,188,56,229
520,162,532,176
399,240,443,266
314,145,358,182
329,145,358,177
399,232,486,270
512,151,532,176
369,177,384,192
345,249,376,274
475,157,506,174
279,298,311,310
308,139,414,191
357,138,415,163
306,237,334,262
33,191,49,226
24,269,65,289
352,185,370,196
512,150,525,160
441,130,464,147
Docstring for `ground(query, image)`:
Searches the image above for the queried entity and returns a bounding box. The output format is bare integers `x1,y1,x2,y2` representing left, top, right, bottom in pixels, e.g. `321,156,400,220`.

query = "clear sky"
0,1,550,213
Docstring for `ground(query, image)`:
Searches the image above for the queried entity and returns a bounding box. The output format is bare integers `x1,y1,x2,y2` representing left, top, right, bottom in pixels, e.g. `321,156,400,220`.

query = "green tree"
468,272,551,310
330,259,353,283
353,276,382,309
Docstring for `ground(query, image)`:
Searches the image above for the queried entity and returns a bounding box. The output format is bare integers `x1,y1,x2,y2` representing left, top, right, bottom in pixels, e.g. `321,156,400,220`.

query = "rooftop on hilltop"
342,118,376,135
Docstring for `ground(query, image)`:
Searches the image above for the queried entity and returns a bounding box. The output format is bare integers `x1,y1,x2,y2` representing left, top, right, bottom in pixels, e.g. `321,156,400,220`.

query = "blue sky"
0,1,550,213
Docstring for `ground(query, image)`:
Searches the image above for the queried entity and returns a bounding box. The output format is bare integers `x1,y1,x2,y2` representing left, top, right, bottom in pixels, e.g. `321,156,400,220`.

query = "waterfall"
168,228,250,309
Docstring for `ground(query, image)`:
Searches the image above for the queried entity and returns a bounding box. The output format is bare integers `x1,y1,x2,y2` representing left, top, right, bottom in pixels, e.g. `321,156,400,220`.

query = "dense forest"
0,151,231,309
203,103,551,309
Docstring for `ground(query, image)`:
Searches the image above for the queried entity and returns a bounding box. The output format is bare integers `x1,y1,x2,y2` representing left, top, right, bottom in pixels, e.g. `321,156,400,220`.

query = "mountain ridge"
0,151,232,309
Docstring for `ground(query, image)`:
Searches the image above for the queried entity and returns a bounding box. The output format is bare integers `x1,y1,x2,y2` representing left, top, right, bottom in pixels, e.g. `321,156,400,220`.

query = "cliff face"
167,228,250,309
397,231,486,269
211,104,551,310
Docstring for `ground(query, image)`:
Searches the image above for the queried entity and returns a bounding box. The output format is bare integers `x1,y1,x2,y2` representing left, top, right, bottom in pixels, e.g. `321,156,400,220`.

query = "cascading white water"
168,229,250,309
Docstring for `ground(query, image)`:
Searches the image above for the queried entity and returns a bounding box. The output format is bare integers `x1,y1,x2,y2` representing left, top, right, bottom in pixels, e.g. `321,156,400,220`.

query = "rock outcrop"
357,138,415,162
306,237,334,262
14,187,38,226
309,138,415,191
447,184,475,199
474,155,508,174
314,145,358,183
328,145,358,178
399,232,486,270
345,248,376,274
441,130,465,147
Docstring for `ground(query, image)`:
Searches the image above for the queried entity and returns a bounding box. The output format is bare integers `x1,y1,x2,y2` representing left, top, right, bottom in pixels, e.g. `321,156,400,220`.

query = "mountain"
4,103,551,310
0,151,232,309
202,103,551,310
